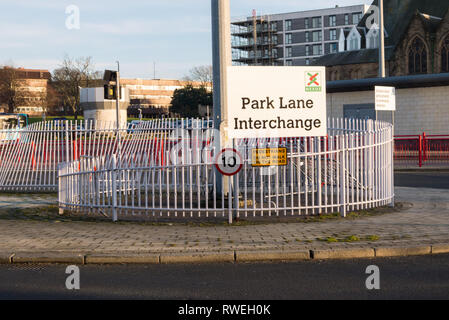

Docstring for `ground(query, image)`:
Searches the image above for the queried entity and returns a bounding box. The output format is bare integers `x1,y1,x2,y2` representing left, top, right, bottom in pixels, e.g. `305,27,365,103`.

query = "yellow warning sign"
251,148,287,167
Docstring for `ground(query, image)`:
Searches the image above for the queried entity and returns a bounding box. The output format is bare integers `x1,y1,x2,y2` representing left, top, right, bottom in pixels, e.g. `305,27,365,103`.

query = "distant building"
231,5,370,66
121,79,211,117
80,78,211,120
313,0,449,80
0,67,51,116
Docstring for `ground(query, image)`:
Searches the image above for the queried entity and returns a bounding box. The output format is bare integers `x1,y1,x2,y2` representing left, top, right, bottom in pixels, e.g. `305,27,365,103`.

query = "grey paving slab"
0,187,448,260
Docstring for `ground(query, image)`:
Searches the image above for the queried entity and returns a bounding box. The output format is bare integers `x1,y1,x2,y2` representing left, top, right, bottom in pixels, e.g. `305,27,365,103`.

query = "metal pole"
379,0,386,78
212,0,231,196
116,61,122,164
116,61,121,130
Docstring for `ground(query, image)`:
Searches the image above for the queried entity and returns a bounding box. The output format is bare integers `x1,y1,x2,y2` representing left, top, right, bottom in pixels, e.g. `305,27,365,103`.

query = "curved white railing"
0,118,211,192
57,118,394,221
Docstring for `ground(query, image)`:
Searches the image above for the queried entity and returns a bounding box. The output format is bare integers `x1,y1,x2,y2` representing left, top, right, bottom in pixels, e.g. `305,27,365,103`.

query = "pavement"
0,173,448,264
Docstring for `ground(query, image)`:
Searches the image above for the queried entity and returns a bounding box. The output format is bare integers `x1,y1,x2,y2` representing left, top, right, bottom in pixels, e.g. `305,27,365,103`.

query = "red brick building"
0,67,51,116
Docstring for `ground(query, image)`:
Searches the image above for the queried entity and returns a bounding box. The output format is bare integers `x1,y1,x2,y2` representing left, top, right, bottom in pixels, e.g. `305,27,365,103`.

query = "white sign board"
375,86,396,111
226,66,327,139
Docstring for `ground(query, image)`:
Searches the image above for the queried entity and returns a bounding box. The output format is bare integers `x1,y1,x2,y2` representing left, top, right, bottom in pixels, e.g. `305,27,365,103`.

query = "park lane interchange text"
234,96,322,131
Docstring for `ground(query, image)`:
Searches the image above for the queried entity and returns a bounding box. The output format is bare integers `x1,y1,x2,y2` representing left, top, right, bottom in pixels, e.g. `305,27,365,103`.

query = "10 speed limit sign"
214,148,243,176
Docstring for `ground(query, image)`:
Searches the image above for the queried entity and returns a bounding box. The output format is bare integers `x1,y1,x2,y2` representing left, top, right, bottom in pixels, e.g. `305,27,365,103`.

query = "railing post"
339,134,347,217
422,132,427,162
390,126,395,208
228,175,233,224
111,155,118,222
65,121,69,163
58,162,65,215
419,135,423,168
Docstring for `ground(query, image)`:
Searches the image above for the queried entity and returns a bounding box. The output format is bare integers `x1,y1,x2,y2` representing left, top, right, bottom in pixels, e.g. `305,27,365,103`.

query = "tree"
0,65,25,113
170,85,212,118
184,65,213,86
52,55,102,117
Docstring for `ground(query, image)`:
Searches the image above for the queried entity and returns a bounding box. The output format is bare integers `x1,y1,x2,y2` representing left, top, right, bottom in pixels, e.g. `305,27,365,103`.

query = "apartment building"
232,4,370,66
0,67,51,116
121,79,211,116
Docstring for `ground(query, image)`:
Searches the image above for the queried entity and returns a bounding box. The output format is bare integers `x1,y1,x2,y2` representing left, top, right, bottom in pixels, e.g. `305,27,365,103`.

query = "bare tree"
52,55,102,117
184,65,213,86
0,65,26,113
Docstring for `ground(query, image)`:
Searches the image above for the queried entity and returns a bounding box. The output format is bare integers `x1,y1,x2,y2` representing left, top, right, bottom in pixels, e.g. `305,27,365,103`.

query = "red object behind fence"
395,133,449,167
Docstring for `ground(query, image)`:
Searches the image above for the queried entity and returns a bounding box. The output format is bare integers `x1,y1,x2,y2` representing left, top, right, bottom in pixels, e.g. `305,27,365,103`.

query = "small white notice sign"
375,86,396,111
226,66,327,139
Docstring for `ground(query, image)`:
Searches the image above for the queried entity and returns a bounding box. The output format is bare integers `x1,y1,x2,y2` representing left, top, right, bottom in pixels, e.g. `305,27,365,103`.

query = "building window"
286,47,292,58
330,29,337,41
352,12,362,25
312,17,322,28
304,18,309,29
286,60,293,66
285,20,292,31
305,45,310,56
344,14,349,25
329,15,336,27
312,44,322,55
349,33,359,51
330,43,338,54
305,31,310,42
312,31,322,42
408,37,427,74
305,59,310,65
264,49,269,58
441,34,449,72
285,33,292,44
367,29,379,49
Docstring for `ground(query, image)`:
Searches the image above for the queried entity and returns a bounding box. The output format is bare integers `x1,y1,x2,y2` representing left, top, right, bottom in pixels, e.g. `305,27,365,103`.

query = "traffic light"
104,85,117,100
103,70,119,100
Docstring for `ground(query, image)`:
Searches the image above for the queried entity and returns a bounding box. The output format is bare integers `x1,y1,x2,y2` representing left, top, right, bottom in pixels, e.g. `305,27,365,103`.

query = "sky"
0,0,372,79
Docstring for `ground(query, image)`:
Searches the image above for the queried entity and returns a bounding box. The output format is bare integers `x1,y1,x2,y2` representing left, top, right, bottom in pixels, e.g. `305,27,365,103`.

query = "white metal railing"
0,118,212,192
58,118,394,221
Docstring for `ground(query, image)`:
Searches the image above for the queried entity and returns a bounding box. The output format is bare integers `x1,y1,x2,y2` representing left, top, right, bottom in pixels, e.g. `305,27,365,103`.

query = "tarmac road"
0,254,448,300
394,171,449,189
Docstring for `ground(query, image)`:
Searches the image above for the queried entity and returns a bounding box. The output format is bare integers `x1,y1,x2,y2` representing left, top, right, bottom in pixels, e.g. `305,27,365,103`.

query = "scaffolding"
231,10,279,66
